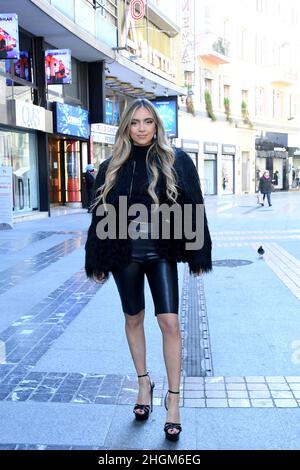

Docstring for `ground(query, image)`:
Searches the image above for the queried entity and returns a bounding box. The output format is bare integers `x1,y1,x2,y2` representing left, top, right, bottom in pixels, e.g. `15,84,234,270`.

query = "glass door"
64,140,81,204
48,137,61,204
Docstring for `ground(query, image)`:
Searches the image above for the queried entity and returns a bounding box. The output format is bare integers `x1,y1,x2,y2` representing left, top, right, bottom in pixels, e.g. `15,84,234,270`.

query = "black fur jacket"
85,148,212,281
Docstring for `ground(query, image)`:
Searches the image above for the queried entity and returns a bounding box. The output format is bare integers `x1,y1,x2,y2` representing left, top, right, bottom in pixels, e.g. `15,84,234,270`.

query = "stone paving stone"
286,376,300,382
268,383,290,390
251,399,274,407
274,399,298,407
227,390,249,399
265,376,286,383
206,399,228,407
205,390,227,398
245,376,266,382
184,390,205,398
228,399,251,407
225,376,245,382
249,390,271,399
184,398,206,407
288,383,300,390
247,383,269,391
184,377,204,383
271,391,294,399
226,383,247,390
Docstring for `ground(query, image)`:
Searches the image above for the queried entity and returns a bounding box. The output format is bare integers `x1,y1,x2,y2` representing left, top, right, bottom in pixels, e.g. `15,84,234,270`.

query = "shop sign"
121,8,176,80
181,0,195,72
15,101,48,131
91,123,117,144
222,144,236,155
204,142,218,154
54,102,90,139
130,0,145,20
0,166,13,229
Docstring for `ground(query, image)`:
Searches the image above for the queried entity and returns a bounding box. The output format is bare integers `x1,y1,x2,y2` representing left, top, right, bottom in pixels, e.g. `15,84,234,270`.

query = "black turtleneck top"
129,145,153,212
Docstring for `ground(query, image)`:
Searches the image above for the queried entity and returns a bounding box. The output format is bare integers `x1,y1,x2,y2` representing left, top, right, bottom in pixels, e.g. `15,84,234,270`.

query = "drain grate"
213,259,253,267
181,265,213,377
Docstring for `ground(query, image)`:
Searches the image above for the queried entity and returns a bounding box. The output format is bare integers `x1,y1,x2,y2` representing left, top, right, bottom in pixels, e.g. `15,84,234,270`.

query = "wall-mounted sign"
204,142,218,154
11,100,52,133
0,13,19,59
130,0,145,20
91,123,117,144
222,144,236,155
54,102,90,139
181,0,195,72
0,166,13,229
45,49,72,85
151,96,178,138
5,50,31,84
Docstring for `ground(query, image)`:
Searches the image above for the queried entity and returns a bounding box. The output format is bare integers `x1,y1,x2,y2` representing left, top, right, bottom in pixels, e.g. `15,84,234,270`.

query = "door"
204,159,216,195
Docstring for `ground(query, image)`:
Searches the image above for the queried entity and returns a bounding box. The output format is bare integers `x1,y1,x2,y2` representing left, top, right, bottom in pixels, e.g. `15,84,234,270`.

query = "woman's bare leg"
124,310,151,415
157,313,181,433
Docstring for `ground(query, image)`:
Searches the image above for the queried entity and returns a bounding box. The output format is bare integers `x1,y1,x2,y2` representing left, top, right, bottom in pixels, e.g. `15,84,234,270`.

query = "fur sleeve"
178,152,212,274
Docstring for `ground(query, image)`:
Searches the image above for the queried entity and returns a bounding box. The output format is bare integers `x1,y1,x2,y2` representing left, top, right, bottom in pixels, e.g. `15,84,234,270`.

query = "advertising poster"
5,50,31,84
0,13,19,59
0,166,13,229
152,97,178,138
45,49,72,85
55,102,90,139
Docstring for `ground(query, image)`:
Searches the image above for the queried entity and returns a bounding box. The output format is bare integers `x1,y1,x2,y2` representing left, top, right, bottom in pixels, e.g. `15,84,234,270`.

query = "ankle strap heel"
133,372,155,421
164,389,180,411
164,390,181,441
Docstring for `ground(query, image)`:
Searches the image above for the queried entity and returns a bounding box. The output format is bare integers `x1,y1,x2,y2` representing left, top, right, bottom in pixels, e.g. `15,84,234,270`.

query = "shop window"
0,129,39,212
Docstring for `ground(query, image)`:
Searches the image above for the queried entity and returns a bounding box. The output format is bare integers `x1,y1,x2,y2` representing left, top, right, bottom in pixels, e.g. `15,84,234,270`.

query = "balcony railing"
196,32,231,64
212,37,230,57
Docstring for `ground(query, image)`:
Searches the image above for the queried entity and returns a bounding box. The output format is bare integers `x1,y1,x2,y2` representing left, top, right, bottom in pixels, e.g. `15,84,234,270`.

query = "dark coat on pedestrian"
85,149,212,281
259,175,273,193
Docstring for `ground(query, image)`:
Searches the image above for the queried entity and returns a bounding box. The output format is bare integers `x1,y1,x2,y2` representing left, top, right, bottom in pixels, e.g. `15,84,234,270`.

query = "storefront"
256,149,289,191
203,142,218,195
49,102,90,207
181,139,199,169
221,144,236,195
90,123,117,169
0,100,52,215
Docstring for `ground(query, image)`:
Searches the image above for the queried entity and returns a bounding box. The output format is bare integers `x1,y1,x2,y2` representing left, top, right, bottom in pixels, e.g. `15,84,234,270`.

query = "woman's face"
129,106,156,146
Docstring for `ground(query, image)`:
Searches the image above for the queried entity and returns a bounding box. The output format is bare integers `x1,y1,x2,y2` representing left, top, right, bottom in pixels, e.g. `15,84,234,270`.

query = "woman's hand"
192,270,203,277
93,273,106,283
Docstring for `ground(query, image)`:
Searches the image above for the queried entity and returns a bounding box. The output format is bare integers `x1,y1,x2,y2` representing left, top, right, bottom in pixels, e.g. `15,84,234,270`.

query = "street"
0,191,300,450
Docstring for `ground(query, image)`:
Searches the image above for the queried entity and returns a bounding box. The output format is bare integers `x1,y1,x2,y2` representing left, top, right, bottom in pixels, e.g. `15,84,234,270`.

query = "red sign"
130,0,145,20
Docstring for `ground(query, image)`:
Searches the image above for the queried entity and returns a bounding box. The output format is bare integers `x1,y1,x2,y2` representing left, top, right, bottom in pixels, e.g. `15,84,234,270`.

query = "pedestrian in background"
85,98,212,441
259,170,273,206
84,164,95,211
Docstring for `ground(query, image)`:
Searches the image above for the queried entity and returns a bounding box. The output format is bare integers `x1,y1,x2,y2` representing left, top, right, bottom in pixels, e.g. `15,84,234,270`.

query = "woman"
85,98,212,441
258,170,273,206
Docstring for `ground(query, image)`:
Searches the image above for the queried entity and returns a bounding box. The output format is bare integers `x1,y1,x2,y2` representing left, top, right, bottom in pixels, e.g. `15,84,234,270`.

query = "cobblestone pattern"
181,265,212,377
0,235,84,294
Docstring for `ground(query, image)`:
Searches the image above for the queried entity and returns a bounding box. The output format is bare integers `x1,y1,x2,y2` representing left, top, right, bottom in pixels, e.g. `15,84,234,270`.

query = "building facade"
177,0,300,195
0,0,184,220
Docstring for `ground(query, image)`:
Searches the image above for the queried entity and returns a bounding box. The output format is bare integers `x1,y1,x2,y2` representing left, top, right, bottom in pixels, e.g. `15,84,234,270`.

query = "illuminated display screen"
45,49,72,85
0,13,19,59
151,96,178,138
54,102,90,139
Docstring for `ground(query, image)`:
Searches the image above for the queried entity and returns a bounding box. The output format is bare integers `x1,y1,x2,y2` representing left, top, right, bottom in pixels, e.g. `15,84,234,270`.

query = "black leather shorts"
112,238,179,316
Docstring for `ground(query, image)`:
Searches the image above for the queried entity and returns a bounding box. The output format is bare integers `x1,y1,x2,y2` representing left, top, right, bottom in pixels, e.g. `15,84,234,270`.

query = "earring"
153,132,157,140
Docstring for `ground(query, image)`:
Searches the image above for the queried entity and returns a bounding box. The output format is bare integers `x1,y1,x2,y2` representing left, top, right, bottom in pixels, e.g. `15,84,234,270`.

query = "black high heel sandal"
133,372,155,421
164,390,182,442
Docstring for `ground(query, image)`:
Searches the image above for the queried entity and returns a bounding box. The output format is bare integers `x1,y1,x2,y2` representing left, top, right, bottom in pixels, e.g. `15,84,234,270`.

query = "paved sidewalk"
0,192,300,449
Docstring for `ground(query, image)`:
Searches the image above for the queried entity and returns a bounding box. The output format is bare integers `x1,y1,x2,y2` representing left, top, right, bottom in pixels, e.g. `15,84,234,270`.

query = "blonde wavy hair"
92,98,178,209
